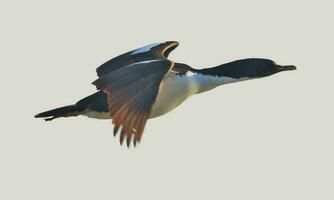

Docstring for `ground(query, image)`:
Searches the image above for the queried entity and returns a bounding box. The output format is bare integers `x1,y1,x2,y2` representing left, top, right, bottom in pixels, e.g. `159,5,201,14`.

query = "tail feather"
35,104,85,121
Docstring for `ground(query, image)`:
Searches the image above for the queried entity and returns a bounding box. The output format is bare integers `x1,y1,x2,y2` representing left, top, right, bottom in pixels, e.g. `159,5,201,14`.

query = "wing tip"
162,41,179,57
164,40,179,46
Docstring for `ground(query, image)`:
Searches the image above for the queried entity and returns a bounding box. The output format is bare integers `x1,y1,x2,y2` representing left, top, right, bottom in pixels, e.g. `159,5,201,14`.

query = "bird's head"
218,58,297,79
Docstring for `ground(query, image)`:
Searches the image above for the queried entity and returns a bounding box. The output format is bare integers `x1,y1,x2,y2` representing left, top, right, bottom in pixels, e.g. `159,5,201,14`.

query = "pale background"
0,0,333,199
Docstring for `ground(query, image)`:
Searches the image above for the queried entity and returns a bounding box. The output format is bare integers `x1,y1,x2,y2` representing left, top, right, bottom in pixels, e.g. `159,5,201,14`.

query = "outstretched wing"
93,59,174,147
96,41,178,77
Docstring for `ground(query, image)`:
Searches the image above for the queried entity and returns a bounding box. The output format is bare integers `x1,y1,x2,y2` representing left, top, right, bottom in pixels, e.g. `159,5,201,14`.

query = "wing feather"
93,59,174,146
96,41,178,77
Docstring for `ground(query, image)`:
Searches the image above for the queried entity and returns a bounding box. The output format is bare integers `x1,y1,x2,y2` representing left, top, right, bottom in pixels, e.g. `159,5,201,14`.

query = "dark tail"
35,104,85,121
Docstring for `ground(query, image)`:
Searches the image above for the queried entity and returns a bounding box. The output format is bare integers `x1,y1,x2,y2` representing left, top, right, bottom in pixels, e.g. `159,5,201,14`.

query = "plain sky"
1,0,333,199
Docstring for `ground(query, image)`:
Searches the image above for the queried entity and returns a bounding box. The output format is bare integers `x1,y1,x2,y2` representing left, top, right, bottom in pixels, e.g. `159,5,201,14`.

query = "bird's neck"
191,73,248,94
193,64,251,93
198,62,245,78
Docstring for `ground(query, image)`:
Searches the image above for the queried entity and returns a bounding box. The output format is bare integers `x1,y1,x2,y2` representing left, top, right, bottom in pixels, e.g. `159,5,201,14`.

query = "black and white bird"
35,41,296,146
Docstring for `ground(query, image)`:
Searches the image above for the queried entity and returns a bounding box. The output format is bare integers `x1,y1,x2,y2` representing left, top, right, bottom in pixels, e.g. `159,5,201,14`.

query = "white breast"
149,73,195,118
149,72,237,118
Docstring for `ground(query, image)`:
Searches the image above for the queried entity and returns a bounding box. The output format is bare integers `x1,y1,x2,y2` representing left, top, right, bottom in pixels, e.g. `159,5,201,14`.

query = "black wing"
93,59,174,147
96,41,178,77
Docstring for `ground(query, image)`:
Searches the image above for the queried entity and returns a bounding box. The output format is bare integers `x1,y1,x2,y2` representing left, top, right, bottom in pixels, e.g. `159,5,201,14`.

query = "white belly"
149,73,199,118
83,74,196,120
84,111,111,119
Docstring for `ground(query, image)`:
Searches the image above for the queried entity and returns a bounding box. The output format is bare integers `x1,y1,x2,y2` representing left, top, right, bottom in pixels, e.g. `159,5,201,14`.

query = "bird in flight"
35,41,296,147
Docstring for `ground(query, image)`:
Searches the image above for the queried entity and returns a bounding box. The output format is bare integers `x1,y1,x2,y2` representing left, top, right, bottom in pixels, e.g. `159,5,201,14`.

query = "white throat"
190,73,249,93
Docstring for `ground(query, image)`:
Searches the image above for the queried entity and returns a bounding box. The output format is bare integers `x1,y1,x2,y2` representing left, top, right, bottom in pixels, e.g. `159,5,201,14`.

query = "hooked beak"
276,64,297,72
